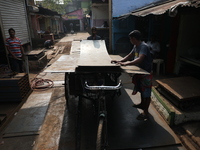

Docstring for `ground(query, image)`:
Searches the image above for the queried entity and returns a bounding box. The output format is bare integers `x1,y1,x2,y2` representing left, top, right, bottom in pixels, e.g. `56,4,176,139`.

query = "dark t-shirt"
87,35,101,40
44,40,52,48
131,42,152,73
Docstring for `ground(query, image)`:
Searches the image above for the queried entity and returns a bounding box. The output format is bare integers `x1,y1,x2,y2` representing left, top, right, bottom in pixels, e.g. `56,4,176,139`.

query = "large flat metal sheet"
110,55,150,74
3,89,53,137
70,41,81,55
44,42,149,74
107,82,182,149
78,40,116,67
44,55,79,73
0,135,37,150
156,76,200,101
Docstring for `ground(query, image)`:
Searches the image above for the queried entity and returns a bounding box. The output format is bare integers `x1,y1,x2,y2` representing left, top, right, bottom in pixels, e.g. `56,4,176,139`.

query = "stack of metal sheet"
0,73,32,102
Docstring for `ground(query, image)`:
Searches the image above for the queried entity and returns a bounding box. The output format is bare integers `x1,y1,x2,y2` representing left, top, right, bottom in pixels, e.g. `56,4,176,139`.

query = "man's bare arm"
111,51,134,63
118,54,145,66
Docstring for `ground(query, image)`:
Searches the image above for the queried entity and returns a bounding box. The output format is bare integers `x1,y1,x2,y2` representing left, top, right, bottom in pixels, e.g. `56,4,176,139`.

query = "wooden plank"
110,55,149,74
156,76,200,101
53,46,58,51
78,40,116,67
52,46,62,58
59,46,65,53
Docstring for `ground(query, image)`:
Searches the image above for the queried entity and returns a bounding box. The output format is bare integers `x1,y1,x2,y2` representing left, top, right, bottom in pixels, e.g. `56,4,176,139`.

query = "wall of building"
176,14,200,58
0,0,31,67
175,12,200,77
81,1,91,14
91,5,108,27
112,15,135,54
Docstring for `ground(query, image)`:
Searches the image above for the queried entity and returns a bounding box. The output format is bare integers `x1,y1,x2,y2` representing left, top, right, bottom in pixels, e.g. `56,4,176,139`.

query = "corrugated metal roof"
131,0,188,16
116,0,200,19
188,0,200,7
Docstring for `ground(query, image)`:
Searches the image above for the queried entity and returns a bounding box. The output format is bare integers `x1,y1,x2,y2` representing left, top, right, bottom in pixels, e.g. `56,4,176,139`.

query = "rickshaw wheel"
96,118,105,150
64,73,70,108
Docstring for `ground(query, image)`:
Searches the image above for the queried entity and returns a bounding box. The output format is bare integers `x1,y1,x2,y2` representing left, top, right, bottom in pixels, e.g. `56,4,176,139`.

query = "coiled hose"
30,74,54,91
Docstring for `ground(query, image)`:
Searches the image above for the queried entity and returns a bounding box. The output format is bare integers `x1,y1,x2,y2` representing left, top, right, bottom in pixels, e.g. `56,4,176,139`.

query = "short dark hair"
8,28,15,33
91,27,97,31
129,30,141,40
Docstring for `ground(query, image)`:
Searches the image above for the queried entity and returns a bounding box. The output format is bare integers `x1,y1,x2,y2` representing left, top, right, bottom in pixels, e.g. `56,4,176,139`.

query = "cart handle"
84,80,122,91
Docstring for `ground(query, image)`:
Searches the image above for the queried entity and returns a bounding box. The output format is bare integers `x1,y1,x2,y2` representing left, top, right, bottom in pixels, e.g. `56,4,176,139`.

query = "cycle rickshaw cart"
44,40,149,150
65,40,122,150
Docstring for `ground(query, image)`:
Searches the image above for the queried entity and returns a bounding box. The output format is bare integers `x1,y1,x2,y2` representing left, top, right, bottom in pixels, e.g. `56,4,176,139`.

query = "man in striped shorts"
5,28,25,73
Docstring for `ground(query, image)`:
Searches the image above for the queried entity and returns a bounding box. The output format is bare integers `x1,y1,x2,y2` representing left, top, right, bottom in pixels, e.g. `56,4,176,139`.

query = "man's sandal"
136,113,148,121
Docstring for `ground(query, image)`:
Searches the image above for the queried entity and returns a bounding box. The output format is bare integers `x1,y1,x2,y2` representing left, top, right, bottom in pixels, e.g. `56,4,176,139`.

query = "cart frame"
65,69,122,150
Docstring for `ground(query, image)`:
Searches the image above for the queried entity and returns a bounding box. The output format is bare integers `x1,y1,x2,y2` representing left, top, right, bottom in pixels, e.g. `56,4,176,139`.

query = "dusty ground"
54,42,72,55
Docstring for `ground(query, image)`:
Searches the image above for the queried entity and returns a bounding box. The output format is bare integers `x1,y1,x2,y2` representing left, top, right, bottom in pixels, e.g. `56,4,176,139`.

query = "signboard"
62,9,83,20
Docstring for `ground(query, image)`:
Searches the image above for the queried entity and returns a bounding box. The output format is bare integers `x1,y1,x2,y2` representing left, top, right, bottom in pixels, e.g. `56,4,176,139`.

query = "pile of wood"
46,42,72,60
48,46,65,59
27,50,48,71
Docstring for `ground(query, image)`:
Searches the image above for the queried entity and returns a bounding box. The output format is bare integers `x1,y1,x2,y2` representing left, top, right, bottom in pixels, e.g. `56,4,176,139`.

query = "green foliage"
41,0,71,14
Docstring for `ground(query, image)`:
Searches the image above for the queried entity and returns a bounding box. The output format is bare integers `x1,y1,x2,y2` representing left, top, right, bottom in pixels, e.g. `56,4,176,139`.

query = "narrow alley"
0,32,200,150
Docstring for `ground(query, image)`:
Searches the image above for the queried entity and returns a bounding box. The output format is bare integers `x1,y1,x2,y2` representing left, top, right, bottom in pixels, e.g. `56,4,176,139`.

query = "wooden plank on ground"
53,47,62,58
78,40,116,67
53,46,58,51
59,46,65,53
110,55,149,74
156,76,200,101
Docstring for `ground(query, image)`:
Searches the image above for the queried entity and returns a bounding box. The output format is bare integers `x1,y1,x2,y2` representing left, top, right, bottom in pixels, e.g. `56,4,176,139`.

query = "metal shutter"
0,0,30,44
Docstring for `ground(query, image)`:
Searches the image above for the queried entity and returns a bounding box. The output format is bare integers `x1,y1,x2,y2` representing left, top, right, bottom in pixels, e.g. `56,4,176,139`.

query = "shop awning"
116,0,200,19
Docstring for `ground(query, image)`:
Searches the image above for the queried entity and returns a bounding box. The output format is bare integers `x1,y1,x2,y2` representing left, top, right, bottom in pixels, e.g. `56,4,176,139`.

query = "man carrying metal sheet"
111,30,153,120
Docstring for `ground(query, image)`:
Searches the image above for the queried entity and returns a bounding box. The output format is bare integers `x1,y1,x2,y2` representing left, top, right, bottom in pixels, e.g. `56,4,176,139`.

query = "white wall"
92,5,109,27
92,5,109,19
